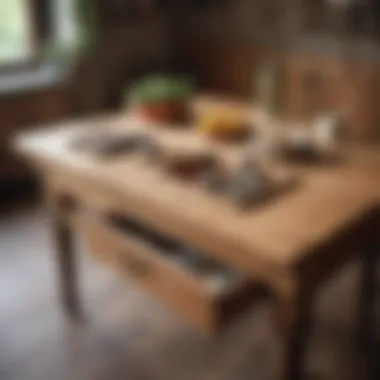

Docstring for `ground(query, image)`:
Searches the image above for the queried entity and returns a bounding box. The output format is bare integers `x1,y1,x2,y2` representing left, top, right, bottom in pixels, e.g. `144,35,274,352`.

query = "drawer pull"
119,253,151,277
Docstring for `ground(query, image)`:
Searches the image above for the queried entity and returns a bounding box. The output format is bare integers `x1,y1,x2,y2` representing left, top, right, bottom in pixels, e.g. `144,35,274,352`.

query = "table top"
14,103,380,280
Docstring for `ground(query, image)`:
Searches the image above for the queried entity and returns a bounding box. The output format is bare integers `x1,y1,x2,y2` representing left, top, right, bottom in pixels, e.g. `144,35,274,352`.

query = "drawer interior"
106,213,244,294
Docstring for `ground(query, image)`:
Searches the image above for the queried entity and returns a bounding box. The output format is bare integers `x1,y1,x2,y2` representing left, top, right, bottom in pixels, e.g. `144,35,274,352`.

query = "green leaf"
127,75,195,104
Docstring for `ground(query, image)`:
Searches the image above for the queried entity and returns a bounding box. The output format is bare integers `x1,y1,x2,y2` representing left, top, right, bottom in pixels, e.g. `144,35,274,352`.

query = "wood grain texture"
180,42,270,97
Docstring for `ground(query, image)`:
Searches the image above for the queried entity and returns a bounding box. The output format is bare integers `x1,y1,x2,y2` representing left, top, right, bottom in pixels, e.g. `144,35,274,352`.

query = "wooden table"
15,111,379,380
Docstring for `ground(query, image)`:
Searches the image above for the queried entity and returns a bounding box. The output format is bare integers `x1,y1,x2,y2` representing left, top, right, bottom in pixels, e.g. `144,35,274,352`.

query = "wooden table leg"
276,287,314,380
50,208,81,319
357,240,379,378
357,242,378,344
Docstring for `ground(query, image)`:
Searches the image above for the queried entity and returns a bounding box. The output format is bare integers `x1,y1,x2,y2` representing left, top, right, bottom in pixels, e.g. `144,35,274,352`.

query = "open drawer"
74,211,260,333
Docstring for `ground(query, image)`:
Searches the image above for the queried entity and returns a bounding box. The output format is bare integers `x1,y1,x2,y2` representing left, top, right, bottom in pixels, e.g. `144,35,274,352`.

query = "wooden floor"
0,199,377,380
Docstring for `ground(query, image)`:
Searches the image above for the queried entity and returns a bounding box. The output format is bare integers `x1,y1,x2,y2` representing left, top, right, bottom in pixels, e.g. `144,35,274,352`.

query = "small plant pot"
137,101,188,124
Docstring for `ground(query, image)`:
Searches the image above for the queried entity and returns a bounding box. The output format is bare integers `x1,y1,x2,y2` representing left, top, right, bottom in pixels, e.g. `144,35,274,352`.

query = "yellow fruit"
198,110,247,139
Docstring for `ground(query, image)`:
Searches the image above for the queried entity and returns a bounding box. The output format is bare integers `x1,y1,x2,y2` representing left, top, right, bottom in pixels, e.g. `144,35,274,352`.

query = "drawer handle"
119,254,151,277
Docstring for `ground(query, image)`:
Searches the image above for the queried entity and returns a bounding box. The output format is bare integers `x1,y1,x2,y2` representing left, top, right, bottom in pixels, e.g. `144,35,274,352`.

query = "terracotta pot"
137,101,188,123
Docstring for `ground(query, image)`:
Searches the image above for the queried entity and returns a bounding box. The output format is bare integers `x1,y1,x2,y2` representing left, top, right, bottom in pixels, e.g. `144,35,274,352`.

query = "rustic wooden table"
15,109,379,380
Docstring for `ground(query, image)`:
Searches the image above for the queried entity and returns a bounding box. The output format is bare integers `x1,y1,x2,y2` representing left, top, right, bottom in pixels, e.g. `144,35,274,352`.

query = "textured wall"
75,12,172,112
178,0,308,45
177,0,380,49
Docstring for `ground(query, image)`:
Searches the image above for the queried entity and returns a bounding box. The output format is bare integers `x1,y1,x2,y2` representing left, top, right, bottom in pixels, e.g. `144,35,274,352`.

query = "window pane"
55,0,79,46
0,0,32,65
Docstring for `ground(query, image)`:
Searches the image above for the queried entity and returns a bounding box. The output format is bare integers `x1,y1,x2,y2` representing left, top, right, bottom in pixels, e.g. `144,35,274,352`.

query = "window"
0,0,80,67
0,0,34,65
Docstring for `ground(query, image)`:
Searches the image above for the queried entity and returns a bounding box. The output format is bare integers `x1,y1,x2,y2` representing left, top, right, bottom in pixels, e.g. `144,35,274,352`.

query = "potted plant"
127,75,194,123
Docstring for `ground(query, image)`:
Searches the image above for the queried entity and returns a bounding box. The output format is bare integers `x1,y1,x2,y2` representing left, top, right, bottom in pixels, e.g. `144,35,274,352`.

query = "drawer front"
75,212,258,333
